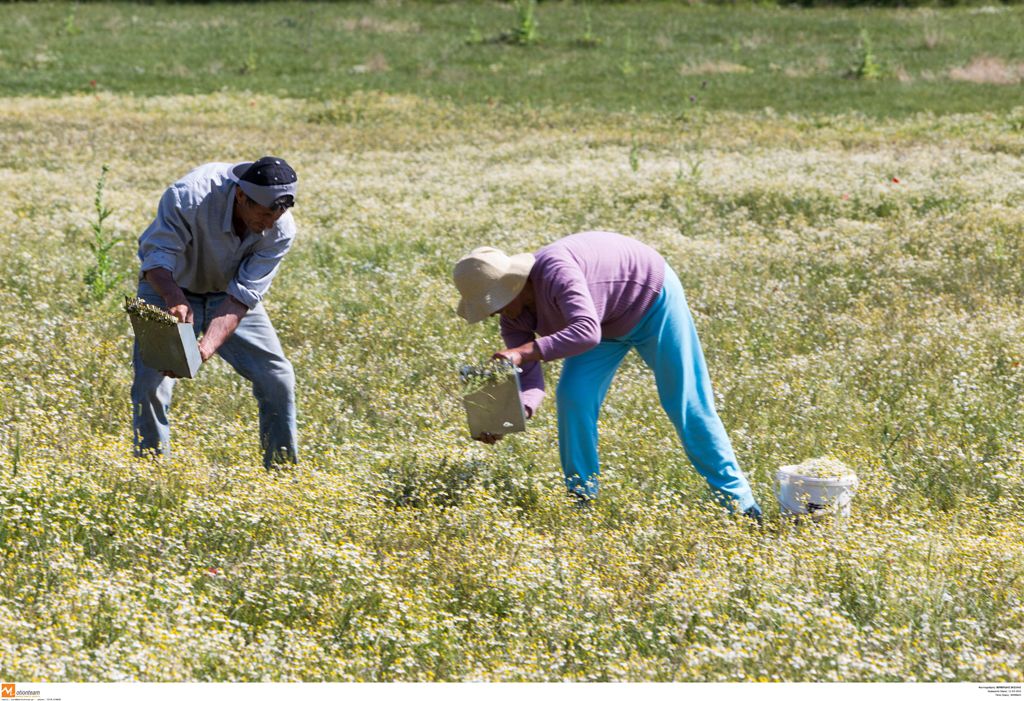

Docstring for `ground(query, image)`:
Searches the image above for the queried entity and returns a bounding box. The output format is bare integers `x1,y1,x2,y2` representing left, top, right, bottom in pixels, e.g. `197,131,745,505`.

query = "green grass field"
1,1,1023,683
2,2,1024,115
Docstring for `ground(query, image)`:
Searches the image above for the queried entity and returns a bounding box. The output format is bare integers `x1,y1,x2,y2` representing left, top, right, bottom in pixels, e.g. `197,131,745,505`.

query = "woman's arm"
533,264,601,360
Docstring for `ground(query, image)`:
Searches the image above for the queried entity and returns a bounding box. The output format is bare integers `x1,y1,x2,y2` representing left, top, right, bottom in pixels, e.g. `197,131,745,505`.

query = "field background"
1,1,1023,683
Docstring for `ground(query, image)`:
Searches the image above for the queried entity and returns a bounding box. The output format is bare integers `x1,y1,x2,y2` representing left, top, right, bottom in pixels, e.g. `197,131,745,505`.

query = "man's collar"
222,182,237,235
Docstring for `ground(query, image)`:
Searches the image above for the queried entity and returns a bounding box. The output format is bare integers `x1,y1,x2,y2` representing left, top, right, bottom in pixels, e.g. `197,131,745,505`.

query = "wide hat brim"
456,252,535,323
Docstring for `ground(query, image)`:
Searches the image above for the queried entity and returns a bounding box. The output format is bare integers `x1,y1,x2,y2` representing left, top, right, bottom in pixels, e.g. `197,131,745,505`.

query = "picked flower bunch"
459,358,521,396
123,296,178,326
789,456,856,480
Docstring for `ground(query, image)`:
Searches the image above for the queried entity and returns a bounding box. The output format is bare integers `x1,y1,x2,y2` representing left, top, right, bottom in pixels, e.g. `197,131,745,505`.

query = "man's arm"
227,218,294,311
145,258,248,365
204,222,292,363
144,268,193,323
198,296,249,362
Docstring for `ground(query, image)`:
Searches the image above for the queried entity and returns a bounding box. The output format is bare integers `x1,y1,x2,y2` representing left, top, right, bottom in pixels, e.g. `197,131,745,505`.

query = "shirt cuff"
535,335,557,361
521,388,546,418
227,280,261,310
140,254,177,275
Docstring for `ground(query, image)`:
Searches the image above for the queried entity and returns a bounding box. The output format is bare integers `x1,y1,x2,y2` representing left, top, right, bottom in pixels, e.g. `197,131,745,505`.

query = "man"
132,157,298,470
452,231,763,520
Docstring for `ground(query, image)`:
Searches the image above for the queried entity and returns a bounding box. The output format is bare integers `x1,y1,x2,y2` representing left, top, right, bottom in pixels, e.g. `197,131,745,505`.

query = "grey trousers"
131,280,297,469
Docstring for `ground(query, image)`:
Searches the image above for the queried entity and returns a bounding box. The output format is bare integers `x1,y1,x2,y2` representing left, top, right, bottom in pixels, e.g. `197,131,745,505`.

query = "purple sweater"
501,231,665,416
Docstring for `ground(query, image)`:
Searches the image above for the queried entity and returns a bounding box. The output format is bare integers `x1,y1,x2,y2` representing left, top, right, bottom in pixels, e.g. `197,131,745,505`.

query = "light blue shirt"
137,162,295,310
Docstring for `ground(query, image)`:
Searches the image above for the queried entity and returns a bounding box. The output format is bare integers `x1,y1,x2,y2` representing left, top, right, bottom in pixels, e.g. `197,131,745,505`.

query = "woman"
453,231,762,519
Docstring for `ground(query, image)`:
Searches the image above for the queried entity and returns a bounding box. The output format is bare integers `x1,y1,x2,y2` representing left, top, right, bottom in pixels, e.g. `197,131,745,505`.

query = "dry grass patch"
679,61,752,76
783,57,832,79
739,32,769,50
351,53,391,75
784,66,813,78
341,16,419,35
949,56,1024,85
894,66,914,84
921,24,945,50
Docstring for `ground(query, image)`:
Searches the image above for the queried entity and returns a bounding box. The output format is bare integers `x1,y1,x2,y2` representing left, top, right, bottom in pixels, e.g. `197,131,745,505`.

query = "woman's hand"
492,349,523,366
492,341,541,367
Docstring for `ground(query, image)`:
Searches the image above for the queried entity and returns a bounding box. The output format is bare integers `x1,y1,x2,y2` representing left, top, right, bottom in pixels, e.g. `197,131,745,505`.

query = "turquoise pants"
556,265,757,511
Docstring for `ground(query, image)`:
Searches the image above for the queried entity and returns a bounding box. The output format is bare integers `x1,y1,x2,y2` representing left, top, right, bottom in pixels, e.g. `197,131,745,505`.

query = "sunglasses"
268,195,295,212
244,192,295,213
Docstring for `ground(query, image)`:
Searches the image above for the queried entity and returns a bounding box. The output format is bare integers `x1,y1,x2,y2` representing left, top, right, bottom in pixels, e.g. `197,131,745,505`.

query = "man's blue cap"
232,157,297,209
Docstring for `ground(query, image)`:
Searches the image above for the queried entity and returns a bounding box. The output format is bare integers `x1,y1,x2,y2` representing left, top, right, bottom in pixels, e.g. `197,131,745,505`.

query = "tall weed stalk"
854,29,882,80
513,0,538,45
83,164,120,301
11,429,19,477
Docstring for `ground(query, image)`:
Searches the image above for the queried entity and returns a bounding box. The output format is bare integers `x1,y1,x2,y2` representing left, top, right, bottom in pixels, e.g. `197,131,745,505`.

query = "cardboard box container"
129,316,202,379
461,365,526,438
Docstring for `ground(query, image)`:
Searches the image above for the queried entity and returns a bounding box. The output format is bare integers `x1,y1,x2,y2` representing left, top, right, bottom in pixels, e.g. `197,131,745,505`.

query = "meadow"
1,1,1023,684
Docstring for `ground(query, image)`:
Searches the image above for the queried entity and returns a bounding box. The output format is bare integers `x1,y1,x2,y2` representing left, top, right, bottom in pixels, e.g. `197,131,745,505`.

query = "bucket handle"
775,481,855,515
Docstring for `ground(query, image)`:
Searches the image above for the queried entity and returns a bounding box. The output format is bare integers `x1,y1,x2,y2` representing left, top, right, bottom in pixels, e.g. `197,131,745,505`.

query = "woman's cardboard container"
460,362,526,438
776,458,858,520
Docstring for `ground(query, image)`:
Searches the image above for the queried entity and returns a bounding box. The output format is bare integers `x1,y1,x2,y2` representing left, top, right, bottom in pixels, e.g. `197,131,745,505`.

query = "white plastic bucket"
775,461,858,520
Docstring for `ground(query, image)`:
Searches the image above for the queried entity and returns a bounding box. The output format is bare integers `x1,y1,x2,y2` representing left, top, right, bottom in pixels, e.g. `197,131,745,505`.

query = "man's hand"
198,341,216,363
198,296,249,362
475,432,504,445
168,303,194,324
145,268,193,323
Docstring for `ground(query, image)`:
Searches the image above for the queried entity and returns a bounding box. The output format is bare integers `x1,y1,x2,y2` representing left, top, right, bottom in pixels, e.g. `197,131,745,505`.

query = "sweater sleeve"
533,262,601,361
500,316,545,418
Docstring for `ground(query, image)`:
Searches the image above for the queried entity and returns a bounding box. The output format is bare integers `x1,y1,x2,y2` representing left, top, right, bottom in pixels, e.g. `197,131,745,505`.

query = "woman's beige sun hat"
453,247,535,323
